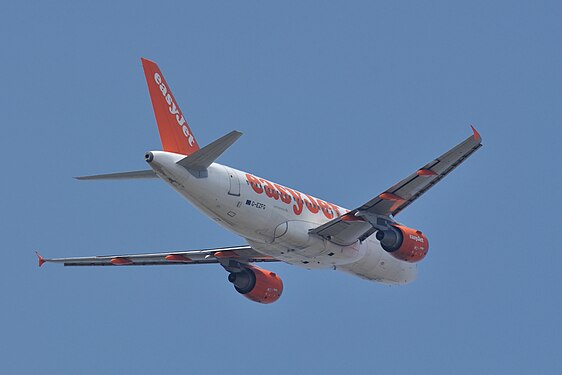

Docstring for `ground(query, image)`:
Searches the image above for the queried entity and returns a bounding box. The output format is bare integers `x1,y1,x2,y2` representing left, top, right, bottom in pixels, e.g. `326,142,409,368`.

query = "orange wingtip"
165,254,192,263
110,257,133,265
35,251,46,267
470,125,481,141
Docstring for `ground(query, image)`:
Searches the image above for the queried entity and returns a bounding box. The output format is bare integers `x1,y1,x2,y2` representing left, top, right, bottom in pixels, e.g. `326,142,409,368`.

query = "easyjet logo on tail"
153,73,195,146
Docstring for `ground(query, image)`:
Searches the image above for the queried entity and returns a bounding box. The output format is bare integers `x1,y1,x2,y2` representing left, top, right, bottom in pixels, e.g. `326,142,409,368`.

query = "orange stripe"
110,257,133,265
165,254,192,263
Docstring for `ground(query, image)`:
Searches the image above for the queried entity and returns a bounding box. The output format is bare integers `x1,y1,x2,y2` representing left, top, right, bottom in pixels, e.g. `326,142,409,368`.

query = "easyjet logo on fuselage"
245,173,342,219
154,73,195,146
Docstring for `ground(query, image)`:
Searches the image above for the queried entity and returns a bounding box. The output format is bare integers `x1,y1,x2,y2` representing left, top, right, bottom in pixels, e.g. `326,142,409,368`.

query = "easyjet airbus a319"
37,58,482,304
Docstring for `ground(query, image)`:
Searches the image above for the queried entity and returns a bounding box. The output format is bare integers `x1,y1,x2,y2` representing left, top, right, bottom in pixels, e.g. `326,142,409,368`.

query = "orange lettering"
317,199,334,219
245,173,263,194
328,203,342,217
260,179,279,200
274,184,292,204
304,194,319,214
285,187,303,215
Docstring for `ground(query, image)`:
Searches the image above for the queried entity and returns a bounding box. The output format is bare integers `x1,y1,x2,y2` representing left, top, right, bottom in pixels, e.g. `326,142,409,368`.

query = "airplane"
36,58,483,304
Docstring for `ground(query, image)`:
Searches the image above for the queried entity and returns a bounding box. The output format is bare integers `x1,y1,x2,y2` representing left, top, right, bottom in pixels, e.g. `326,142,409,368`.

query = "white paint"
147,151,416,284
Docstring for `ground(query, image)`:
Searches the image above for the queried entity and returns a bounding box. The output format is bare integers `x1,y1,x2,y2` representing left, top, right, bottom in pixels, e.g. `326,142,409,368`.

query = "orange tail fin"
141,58,200,155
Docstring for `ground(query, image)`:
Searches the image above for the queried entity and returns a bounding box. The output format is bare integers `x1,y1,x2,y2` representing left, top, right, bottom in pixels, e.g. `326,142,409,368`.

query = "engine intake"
376,224,429,263
228,266,283,304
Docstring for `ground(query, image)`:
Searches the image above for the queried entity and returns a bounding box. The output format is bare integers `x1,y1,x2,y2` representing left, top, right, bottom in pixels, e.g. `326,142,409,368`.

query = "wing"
310,127,483,245
36,245,278,267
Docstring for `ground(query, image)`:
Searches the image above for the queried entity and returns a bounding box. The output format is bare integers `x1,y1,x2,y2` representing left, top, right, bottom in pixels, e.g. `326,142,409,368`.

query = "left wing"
36,245,278,267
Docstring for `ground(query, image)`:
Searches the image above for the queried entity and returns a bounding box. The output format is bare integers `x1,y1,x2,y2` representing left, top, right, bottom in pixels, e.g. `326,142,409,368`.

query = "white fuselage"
148,151,416,284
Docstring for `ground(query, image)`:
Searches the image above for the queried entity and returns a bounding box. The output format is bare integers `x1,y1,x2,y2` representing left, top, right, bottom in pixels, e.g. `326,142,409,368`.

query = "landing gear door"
224,166,241,196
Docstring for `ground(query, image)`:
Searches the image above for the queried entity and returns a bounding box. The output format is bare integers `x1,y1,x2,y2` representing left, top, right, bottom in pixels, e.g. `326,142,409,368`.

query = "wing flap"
311,218,373,246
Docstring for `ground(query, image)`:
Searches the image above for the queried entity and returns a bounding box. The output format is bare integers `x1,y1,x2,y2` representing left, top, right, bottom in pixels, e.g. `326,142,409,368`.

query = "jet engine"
375,224,429,263
228,266,283,304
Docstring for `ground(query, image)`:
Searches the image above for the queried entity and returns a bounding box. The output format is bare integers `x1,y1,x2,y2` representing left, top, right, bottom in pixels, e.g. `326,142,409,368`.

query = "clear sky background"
1,1,561,374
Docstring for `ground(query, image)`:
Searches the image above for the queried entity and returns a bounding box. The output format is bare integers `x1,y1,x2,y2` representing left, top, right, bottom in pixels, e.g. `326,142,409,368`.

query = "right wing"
310,127,483,245
355,126,483,218
36,245,278,267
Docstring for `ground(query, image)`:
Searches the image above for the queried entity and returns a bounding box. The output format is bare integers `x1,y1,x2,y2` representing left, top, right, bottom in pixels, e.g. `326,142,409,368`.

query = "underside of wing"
310,127,483,245
37,245,278,267
358,126,482,217
309,215,374,246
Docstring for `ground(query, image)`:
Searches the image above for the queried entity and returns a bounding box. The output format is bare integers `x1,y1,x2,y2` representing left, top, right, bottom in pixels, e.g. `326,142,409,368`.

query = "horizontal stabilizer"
177,130,242,171
75,170,157,180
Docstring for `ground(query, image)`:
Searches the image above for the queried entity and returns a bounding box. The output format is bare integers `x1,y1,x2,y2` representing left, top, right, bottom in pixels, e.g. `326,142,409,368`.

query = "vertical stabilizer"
141,58,200,155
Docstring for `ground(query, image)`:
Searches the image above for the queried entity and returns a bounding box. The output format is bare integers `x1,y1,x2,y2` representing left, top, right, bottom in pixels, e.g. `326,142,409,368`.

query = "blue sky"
1,1,561,374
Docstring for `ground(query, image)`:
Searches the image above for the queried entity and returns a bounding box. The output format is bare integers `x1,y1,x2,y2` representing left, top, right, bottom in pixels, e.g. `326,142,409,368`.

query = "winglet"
470,125,481,142
35,251,46,267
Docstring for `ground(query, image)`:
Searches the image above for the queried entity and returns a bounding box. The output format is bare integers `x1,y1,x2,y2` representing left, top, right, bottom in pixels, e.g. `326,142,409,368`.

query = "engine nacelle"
375,224,429,263
228,266,283,304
